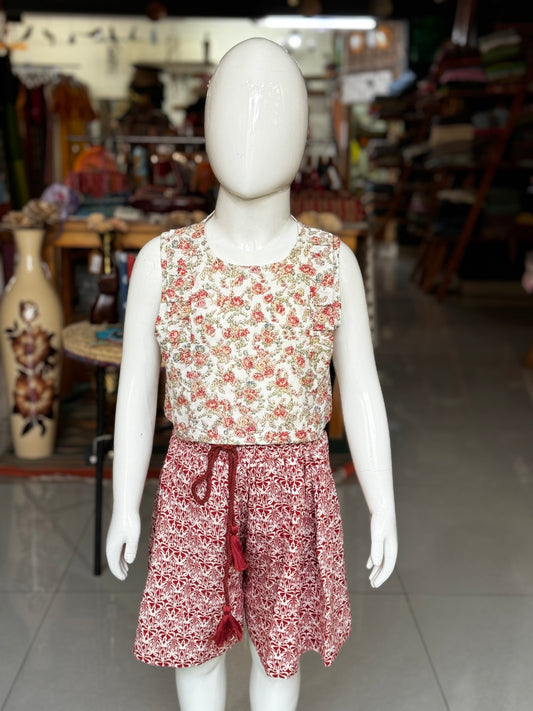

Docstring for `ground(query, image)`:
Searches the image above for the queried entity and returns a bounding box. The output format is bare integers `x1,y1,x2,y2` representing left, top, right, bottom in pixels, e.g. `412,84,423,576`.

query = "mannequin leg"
249,641,301,711
174,653,227,711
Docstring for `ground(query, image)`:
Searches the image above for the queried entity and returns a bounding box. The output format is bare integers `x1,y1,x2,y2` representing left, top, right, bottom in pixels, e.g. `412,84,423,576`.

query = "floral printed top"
155,220,341,445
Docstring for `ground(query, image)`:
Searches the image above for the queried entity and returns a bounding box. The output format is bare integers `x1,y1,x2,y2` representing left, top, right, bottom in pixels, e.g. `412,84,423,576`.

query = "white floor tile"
0,592,52,705
2,591,177,711
0,480,93,592
396,483,533,595
411,594,533,711
297,594,447,711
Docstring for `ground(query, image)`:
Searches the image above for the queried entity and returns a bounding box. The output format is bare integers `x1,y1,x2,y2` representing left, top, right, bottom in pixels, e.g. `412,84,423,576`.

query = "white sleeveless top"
155,220,341,445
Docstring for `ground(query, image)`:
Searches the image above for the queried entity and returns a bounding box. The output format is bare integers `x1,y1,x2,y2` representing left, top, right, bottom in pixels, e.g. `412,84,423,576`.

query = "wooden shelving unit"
366,0,533,296
371,61,533,298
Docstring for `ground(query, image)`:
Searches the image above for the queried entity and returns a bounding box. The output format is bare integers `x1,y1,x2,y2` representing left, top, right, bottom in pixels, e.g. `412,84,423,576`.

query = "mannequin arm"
332,242,398,588
106,237,162,580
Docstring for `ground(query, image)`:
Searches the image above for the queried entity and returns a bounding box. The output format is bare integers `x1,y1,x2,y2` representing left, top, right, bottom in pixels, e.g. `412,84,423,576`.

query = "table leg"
94,365,105,575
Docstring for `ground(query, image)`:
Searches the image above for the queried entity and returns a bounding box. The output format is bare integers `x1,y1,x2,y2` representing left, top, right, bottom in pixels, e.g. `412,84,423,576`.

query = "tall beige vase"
0,228,63,458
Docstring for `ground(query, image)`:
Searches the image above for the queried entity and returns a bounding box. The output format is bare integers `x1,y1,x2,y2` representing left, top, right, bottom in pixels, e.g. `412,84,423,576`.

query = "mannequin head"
204,38,308,200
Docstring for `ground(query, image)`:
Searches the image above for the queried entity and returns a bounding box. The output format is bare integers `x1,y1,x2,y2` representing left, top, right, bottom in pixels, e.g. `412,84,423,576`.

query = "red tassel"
230,526,247,572
214,606,243,645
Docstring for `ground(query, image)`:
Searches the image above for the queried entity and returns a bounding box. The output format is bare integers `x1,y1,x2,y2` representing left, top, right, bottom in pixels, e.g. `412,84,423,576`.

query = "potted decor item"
86,213,128,325
0,200,63,458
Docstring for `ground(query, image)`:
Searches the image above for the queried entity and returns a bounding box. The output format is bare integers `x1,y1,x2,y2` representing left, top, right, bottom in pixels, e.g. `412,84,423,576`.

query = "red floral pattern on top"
155,221,341,445
134,432,351,678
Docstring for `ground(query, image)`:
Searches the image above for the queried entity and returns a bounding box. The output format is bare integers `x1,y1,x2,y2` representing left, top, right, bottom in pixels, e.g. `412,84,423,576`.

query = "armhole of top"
333,234,342,329
155,230,170,337
159,228,179,299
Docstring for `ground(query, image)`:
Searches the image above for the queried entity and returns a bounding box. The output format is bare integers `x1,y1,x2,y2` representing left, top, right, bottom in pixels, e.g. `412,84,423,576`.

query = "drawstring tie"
191,444,247,645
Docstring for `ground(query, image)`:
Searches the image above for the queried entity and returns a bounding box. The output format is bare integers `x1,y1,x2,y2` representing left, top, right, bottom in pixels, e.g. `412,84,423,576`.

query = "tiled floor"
1,250,533,711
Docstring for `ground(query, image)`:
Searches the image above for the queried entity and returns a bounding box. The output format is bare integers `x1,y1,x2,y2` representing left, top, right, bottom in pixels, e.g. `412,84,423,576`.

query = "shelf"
134,60,215,76
67,134,205,145
373,57,533,297
434,80,533,99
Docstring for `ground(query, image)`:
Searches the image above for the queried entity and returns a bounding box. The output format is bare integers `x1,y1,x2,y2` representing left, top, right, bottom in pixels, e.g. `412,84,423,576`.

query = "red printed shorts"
134,430,351,678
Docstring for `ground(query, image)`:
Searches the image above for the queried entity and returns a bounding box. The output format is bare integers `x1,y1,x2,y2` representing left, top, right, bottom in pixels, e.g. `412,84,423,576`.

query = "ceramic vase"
0,228,63,458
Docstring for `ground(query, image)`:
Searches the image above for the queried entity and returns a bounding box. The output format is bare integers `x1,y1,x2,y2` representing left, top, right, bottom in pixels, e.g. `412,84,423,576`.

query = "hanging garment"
0,53,29,209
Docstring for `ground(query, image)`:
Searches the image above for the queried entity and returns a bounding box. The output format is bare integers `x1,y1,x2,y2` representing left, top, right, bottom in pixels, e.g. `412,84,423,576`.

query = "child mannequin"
106,38,397,711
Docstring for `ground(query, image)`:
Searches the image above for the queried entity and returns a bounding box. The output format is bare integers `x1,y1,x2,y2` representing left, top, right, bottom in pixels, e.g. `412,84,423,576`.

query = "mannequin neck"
204,186,298,266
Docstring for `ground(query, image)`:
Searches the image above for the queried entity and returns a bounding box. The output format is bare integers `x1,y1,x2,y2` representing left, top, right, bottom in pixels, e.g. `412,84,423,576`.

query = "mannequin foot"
175,654,227,711
249,641,301,711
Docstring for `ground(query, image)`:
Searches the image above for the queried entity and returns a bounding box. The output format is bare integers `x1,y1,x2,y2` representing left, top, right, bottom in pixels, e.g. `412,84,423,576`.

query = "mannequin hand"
106,511,141,581
366,508,398,588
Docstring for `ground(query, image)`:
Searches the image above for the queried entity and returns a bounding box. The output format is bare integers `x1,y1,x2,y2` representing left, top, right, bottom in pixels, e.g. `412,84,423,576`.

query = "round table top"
62,321,122,368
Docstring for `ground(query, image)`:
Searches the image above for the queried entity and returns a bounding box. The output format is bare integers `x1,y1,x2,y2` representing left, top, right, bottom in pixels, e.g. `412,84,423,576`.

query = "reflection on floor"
1,250,533,711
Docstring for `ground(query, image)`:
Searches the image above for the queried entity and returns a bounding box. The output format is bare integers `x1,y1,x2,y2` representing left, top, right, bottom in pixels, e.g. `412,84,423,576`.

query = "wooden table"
44,219,162,324
62,321,122,575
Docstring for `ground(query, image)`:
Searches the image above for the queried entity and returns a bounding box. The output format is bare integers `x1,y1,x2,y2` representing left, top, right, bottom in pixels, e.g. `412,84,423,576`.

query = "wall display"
341,69,393,103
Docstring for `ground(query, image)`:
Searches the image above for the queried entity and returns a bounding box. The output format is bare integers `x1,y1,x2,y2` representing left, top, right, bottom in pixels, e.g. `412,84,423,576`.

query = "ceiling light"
258,15,377,31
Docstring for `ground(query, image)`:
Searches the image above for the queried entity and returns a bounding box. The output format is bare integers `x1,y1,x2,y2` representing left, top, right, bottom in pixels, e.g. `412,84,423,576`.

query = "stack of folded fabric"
515,181,533,236
370,71,418,119
361,180,395,228
471,106,509,164
482,186,522,240
507,104,533,167
478,29,527,83
438,48,486,89
425,41,487,92
426,119,476,168
433,188,477,237
521,181,533,213
366,139,404,169
402,141,430,166
370,93,415,121
406,189,431,235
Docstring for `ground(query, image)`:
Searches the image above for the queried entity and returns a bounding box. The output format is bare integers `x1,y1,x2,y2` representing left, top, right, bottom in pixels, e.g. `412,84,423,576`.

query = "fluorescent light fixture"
258,15,377,31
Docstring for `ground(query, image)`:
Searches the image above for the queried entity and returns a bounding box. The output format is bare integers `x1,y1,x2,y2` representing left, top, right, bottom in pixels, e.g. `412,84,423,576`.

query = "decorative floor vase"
0,228,63,458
